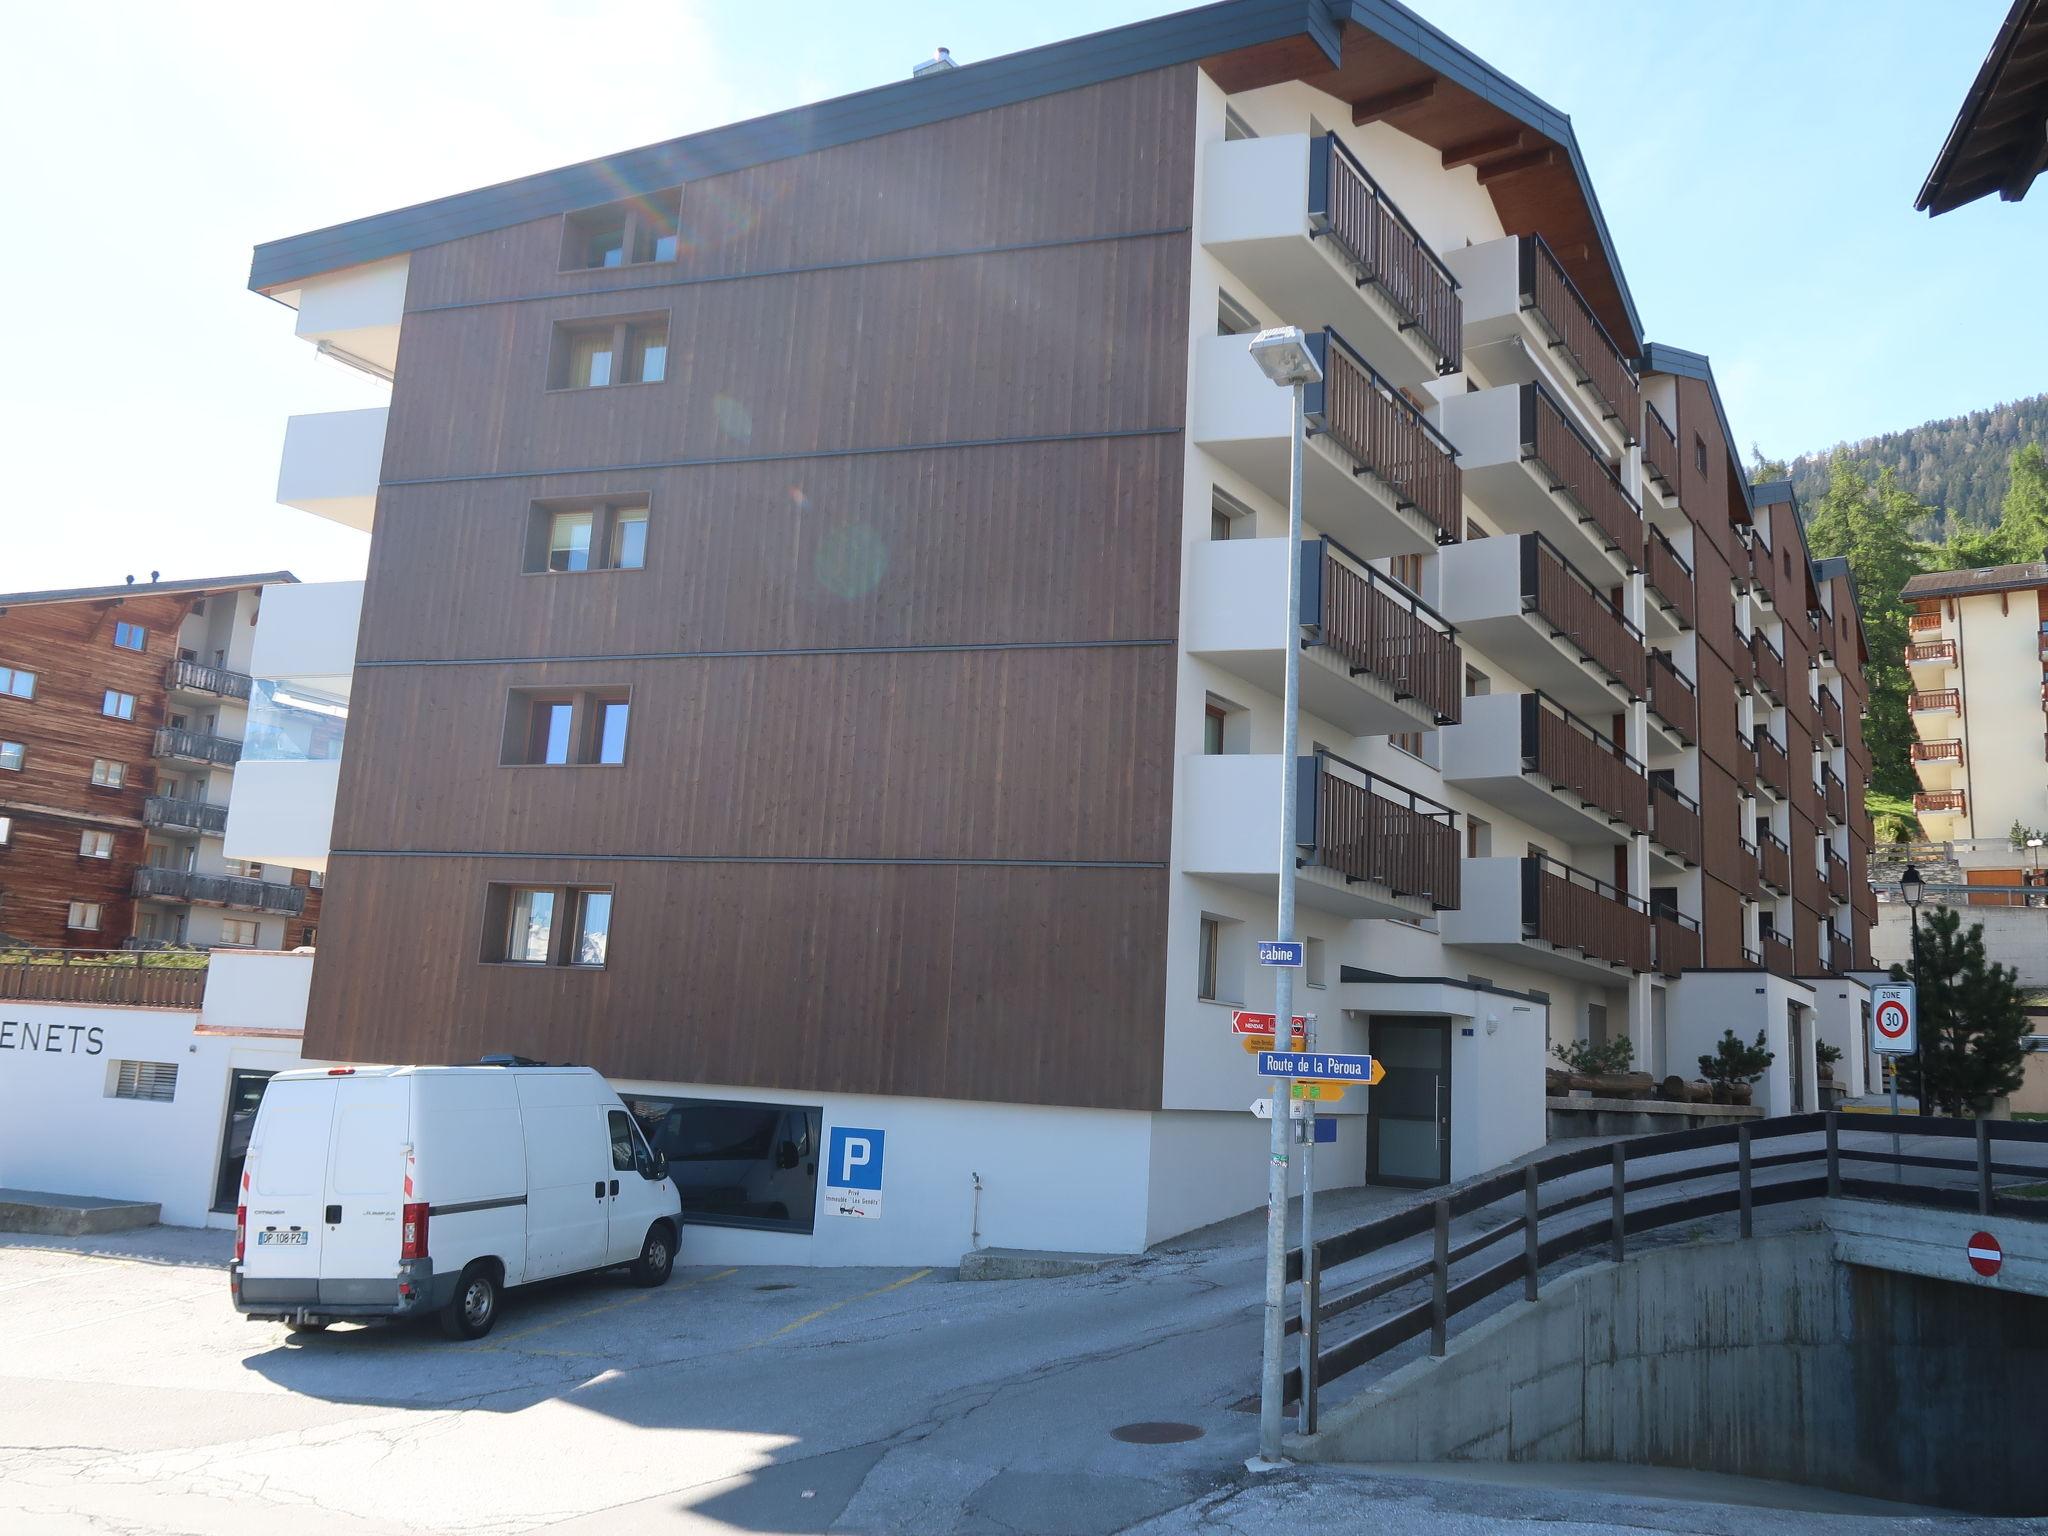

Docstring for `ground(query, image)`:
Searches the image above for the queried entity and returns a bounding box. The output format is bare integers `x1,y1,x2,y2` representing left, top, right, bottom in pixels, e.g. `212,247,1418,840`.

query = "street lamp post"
1247,325,1322,1465
1900,863,1924,1116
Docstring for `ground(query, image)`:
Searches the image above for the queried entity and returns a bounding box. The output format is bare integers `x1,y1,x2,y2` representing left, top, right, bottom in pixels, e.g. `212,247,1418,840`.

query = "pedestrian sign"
1873,984,1916,1054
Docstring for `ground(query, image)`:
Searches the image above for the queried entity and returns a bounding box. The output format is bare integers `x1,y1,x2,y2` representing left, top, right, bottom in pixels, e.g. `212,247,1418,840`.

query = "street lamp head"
1899,863,1924,909
1247,326,1323,387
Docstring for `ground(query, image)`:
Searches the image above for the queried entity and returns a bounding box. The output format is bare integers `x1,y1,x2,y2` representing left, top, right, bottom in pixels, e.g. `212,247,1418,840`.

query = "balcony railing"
1305,328,1463,543
153,725,242,767
1904,640,1957,666
1643,527,1695,631
168,657,252,701
1910,739,1964,765
1750,632,1787,704
1731,628,1756,692
1305,538,1462,723
1915,790,1967,815
1520,383,1644,570
1759,830,1791,895
1309,133,1461,374
1641,400,1678,497
1760,930,1795,978
1746,539,1778,609
1822,766,1848,825
1647,649,1697,744
142,795,229,836
1300,750,1460,908
132,865,305,916
1818,688,1844,745
1908,611,1943,634
1518,233,1640,442
1737,841,1764,902
1653,906,1703,979
1827,849,1850,903
1522,533,1646,699
1650,778,1702,866
1521,692,1649,835
0,947,208,1009
1754,728,1791,801
1909,689,1960,713
1521,855,1653,973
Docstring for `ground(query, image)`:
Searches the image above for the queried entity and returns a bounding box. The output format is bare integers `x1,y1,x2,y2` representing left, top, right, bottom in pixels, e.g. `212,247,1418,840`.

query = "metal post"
1296,1012,1316,1437
1888,1054,1902,1181
1257,375,1310,1464
1429,1197,1450,1356
1609,1144,1626,1263
1907,902,1924,1116
1300,1245,1320,1436
1738,1123,1753,1238
1825,1111,1840,1200
1978,1118,1993,1216
1522,1163,1541,1301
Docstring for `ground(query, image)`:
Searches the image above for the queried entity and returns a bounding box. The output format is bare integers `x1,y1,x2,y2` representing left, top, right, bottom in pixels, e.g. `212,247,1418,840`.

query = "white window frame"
0,664,34,699
67,901,103,931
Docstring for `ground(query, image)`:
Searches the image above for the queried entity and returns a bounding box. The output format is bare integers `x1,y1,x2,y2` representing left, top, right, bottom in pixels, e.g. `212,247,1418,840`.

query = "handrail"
132,865,306,915
1302,750,1460,909
0,946,209,1008
1306,328,1462,543
142,795,230,834
1641,400,1679,495
153,725,243,766
1521,382,1644,570
1309,133,1461,373
1520,691,1648,835
1520,532,1646,700
1519,232,1640,440
1306,538,1463,724
1909,689,1960,711
1910,739,1963,763
168,656,253,700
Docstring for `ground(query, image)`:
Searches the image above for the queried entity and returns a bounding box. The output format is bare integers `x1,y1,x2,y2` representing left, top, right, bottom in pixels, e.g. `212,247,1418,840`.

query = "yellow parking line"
754,1268,931,1346
483,1267,736,1351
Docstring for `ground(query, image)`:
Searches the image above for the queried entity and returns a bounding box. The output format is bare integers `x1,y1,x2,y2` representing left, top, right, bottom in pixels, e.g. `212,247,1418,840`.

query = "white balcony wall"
222,760,339,874
251,580,364,689
203,950,318,1025
284,256,408,376
277,407,386,531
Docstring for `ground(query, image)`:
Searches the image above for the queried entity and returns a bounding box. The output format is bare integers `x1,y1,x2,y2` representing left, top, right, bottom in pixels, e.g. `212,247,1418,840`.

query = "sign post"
1872,984,1916,1179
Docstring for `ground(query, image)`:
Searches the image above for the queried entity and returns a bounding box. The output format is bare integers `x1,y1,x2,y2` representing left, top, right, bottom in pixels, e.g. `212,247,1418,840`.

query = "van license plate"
256,1230,308,1246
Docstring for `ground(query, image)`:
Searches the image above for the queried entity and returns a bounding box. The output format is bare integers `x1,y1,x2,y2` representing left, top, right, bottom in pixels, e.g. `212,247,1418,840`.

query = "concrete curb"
957,1247,1128,1280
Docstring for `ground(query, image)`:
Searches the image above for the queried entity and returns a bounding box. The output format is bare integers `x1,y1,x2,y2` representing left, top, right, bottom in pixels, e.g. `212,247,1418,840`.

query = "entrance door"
212,1070,275,1212
1788,1005,1806,1111
1367,1017,1451,1186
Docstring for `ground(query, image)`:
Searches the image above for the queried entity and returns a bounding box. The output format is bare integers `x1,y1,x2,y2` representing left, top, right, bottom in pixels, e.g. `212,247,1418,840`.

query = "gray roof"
1902,561,2048,600
0,572,297,609
1750,478,1797,511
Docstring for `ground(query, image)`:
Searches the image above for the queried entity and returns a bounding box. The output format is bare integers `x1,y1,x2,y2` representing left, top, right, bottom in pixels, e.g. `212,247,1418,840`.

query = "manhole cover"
754,1282,796,1292
1110,1421,1204,1445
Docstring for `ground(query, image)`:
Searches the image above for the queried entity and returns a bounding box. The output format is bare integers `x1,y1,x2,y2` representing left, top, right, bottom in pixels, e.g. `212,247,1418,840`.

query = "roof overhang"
1917,0,2048,215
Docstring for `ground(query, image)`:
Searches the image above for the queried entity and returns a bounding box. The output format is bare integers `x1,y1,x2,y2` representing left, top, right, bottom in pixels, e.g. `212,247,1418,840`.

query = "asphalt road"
1,1129,2039,1535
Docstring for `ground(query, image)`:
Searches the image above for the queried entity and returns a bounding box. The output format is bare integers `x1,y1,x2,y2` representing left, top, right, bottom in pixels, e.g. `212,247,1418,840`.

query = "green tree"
1888,905,2030,1115
1994,442,2048,564
1749,446,1790,484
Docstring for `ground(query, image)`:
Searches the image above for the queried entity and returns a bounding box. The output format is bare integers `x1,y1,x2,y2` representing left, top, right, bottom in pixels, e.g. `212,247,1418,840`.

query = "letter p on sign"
827,1126,885,1191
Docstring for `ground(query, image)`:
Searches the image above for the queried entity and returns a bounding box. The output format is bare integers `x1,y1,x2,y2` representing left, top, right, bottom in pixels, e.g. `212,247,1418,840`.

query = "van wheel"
440,1263,499,1339
631,1223,675,1288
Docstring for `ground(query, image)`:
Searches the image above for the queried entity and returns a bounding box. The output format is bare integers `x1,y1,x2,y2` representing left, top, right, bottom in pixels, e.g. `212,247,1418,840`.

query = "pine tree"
1888,906,2030,1115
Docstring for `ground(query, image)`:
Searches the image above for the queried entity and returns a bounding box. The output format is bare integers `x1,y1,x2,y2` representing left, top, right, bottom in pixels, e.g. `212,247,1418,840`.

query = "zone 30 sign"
1872,983,1916,1055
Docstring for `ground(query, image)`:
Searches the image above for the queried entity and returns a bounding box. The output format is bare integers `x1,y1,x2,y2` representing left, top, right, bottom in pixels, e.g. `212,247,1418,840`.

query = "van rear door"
318,1073,412,1304
241,1075,339,1288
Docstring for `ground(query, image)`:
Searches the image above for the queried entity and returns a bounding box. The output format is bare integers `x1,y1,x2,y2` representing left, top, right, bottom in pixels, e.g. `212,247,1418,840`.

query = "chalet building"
0,575,321,952
234,0,1881,1264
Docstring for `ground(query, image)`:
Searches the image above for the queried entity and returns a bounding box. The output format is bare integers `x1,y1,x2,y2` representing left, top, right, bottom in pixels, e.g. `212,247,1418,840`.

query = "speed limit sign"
1872,983,1916,1054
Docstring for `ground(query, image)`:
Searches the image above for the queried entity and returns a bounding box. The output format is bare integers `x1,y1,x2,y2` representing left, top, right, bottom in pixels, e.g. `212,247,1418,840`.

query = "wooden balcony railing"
1309,133,1462,374
1759,831,1791,894
1818,687,1844,745
1519,233,1640,441
1827,849,1850,903
1521,855,1652,973
1746,539,1778,609
0,947,208,1009
1647,649,1697,744
1520,692,1649,835
1760,930,1795,978
1306,328,1462,543
1305,539,1461,723
1910,739,1964,765
1915,790,1967,815
1754,728,1791,801
1822,766,1848,825
142,795,229,835
1737,841,1764,902
1654,906,1703,979
1521,533,1647,699
1908,610,1943,634
1904,640,1957,666
1650,778,1702,866
1644,526,1695,631
168,656,252,700
132,865,305,916
1301,751,1460,909
1641,400,1679,497
1909,689,1960,713
1521,383,1644,570
1750,632,1787,704
153,725,242,767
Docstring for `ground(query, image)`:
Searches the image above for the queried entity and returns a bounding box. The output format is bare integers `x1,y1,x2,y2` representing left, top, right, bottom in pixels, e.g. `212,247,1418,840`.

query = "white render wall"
1954,591,2048,839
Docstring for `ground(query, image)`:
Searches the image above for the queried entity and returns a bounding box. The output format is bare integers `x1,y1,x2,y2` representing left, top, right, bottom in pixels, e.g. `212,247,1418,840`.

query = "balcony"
153,725,242,767
1646,649,1697,747
1442,233,1638,453
284,255,407,377
0,947,208,1010
1736,840,1764,902
1200,132,1459,385
1908,688,1960,721
1649,778,1702,868
222,759,340,875
1731,628,1755,694
1907,610,1944,635
276,406,386,531
1180,752,1457,919
1754,728,1791,802
1654,907,1703,978
1437,533,1645,714
1914,789,1968,825
1821,765,1848,826
1750,632,1787,705
1746,540,1778,611
1641,400,1679,505
1759,831,1791,895
142,795,229,836
1643,527,1695,634
1441,855,1652,983
1760,930,1795,979
1818,687,1844,746
1905,639,1957,671
131,865,306,916
1438,382,1643,577
1910,738,1964,789
1827,849,1850,903
1441,691,1645,847
1191,330,1458,556
168,657,252,701
249,580,365,684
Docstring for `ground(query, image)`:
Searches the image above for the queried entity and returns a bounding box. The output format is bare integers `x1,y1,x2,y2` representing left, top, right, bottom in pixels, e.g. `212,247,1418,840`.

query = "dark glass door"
212,1070,275,1212
1367,1017,1451,1186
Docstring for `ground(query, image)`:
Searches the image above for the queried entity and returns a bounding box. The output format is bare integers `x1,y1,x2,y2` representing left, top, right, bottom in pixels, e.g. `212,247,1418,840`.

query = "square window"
560,190,681,272
219,919,260,947
67,901,102,931
504,688,629,766
529,701,574,765
506,888,557,963
573,890,612,966
113,622,147,652
90,759,125,788
549,316,669,389
525,498,651,575
595,700,629,765
0,741,21,772
0,665,34,699
110,1060,178,1102
79,830,115,859
612,507,648,570
549,510,594,572
102,690,136,720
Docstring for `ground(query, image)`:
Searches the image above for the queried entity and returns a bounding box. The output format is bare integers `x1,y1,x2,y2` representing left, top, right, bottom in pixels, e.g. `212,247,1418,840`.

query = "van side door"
518,1090,612,1281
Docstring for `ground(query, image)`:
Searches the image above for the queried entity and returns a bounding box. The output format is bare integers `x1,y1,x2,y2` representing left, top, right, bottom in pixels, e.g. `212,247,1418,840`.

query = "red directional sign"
1231,1011,1309,1039
1968,1231,2003,1278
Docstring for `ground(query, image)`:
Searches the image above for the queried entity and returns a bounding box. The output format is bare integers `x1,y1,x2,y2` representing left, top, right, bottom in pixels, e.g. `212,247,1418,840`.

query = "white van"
230,1063,682,1339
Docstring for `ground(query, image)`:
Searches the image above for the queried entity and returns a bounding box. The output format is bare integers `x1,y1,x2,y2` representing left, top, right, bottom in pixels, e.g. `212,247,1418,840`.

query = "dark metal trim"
429,1194,528,1217
357,637,1176,670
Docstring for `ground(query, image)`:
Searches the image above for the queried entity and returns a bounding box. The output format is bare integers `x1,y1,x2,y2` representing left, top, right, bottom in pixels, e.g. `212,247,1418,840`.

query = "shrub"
1553,1037,1635,1077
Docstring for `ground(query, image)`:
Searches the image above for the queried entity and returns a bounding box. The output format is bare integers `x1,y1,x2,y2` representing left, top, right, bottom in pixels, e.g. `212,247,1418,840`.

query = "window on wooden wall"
101,690,135,720
79,830,114,859
67,901,102,931
0,664,34,699
90,760,125,788
559,189,681,272
0,741,21,772
548,315,669,389
112,622,147,652
1694,435,1708,475
524,497,651,574
502,688,630,766
0,815,11,844
482,883,615,967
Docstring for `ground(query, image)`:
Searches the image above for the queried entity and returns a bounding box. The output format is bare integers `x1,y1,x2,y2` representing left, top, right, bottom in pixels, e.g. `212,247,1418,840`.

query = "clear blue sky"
4,0,2038,590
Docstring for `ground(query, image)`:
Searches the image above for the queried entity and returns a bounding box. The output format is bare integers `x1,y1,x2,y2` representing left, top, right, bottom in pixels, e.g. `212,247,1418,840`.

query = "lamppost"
1246,324,1321,1465
1900,863,1924,1115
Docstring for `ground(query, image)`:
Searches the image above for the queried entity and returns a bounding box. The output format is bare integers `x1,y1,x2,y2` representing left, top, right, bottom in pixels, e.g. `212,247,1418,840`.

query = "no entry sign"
1968,1231,2003,1278
1872,983,1916,1054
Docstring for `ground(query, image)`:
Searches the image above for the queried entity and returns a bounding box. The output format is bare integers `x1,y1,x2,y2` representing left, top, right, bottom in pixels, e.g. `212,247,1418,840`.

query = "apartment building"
245,0,1876,1264
0,574,321,951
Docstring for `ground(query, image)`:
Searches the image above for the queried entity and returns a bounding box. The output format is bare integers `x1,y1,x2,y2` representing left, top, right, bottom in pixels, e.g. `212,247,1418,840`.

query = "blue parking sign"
827,1126,885,1191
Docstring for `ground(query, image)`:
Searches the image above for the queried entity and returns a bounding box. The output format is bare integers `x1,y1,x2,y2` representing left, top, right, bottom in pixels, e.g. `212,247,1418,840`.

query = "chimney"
912,46,957,78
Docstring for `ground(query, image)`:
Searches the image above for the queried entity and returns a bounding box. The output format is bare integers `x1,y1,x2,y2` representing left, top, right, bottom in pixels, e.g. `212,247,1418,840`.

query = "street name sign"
1872,984,1916,1054
1258,1051,1382,1085
1258,941,1305,967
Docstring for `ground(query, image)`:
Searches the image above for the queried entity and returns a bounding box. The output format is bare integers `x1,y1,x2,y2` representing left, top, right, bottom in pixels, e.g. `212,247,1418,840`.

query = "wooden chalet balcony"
1647,649,1697,744
0,947,207,1009
1760,930,1795,978
1523,384,1644,571
142,795,229,836
1302,751,1460,910
1821,765,1848,825
168,657,252,701
1907,610,1943,634
1758,830,1791,895
1904,639,1957,668
1649,778,1702,867
1746,539,1779,609
1915,789,1967,816
1309,328,1462,543
1827,848,1850,903
1519,233,1641,443
153,725,242,767
1911,738,1963,766
1529,534,1645,698
1750,632,1787,705
132,865,305,916
1818,687,1844,746
1640,400,1679,499
1736,840,1764,902
1644,527,1695,632
1311,133,1462,376
1908,688,1960,715
1523,856,1653,974
1654,905,1703,979
1754,728,1791,802
1306,541,1461,724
